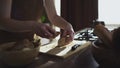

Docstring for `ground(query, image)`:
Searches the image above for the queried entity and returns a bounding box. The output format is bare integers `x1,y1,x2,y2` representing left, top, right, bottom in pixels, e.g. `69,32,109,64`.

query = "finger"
65,31,75,45
51,31,60,39
60,29,67,37
65,34,73,45
43,31,53,38
36,29,52,38
46,26,61,38
46,26,56,35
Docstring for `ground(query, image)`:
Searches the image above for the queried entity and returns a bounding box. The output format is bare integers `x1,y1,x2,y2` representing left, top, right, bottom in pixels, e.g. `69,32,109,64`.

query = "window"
55,0,61,16
98,0,120,25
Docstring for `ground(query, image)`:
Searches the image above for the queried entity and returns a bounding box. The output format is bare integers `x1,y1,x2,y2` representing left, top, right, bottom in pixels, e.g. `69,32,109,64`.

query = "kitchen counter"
0,42,99,68
0,27,100,68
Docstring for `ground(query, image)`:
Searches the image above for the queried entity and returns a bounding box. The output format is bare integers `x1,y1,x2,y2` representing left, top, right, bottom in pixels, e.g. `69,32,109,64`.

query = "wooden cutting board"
39,38,91,59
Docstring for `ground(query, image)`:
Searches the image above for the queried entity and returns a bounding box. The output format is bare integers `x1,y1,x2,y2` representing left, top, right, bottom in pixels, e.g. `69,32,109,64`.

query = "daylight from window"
55,0,61,16
98,0,120,24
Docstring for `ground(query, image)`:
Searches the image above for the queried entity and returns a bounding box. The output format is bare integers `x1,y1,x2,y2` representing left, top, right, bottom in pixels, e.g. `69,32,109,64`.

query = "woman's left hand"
59,27,75,45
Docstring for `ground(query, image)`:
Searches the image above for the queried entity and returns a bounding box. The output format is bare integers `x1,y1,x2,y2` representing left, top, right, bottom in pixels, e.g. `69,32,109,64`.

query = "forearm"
49,15,73,29
0,18,35,32
94,24,113,48
44,0,73,30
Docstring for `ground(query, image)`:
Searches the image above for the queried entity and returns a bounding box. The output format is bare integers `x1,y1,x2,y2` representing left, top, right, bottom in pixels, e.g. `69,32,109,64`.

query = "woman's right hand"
33,23,57,39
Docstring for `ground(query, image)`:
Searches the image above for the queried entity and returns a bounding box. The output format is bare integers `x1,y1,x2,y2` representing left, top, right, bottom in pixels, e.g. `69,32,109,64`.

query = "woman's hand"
33,23,57,39
59,26,75,45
